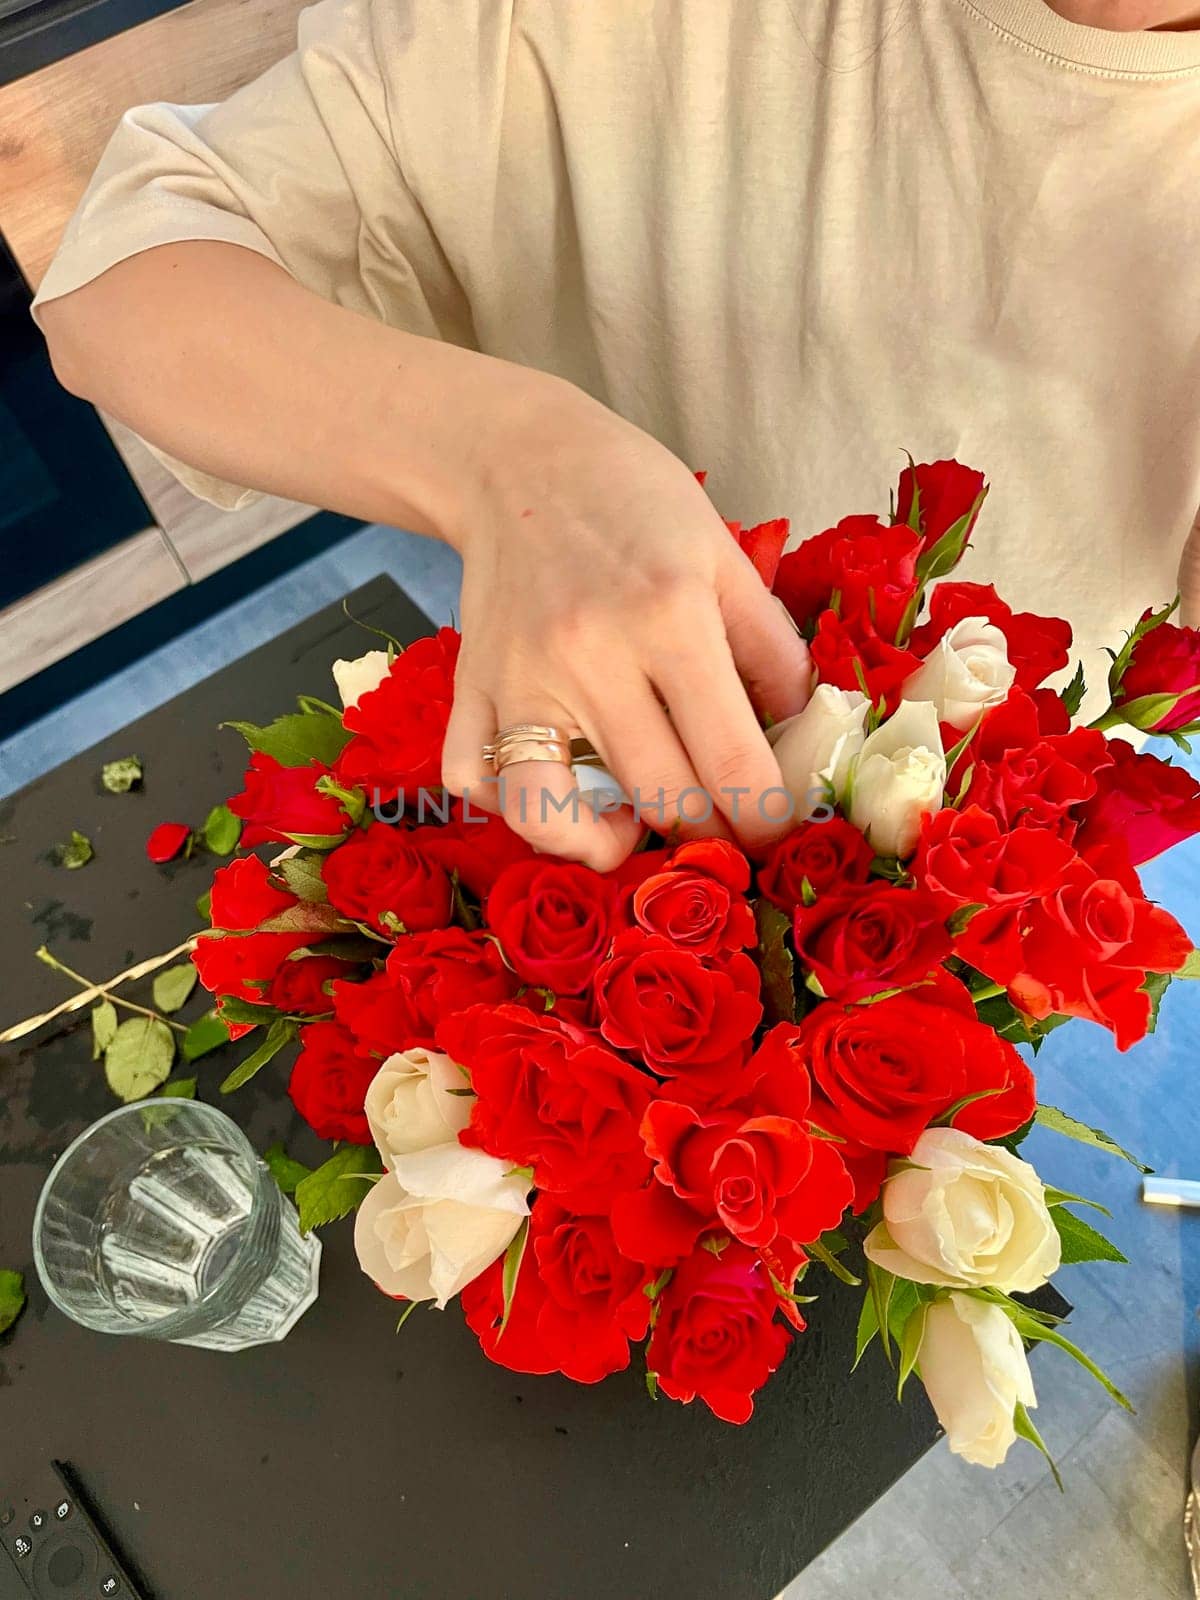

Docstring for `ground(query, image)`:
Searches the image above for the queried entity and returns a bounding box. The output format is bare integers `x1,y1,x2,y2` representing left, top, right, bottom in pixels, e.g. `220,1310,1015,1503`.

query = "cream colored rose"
353,1143,530,1308
331,648,391,709
864,1127,1061,1293
848,699,945,858
365,1048,473,1165
901,616,1016,731
918,1292,1036,1468
768,685,870,819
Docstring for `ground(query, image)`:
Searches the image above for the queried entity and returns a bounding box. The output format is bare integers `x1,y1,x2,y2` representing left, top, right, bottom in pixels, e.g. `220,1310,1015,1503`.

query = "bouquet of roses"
191,456,1200,1471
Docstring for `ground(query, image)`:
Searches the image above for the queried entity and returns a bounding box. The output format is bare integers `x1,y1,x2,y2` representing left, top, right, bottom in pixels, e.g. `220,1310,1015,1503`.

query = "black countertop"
0,0,189,88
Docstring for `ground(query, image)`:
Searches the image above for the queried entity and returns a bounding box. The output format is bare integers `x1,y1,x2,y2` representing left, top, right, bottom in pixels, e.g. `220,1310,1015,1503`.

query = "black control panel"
0,1465,145,1599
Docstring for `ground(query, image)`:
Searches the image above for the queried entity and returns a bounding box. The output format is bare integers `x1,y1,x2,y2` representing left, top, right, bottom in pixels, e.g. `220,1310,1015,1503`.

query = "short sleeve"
32,0,475,509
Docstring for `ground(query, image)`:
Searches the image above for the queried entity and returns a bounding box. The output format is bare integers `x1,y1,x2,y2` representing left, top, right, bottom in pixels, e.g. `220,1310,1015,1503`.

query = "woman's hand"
441,372,812,869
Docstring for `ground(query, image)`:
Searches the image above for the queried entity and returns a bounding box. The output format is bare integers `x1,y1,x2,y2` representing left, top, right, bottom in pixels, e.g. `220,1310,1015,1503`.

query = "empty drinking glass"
33,1100,321,1350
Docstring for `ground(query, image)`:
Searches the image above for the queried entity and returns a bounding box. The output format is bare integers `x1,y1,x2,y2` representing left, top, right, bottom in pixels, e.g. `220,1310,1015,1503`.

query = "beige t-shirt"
33,0,1200,690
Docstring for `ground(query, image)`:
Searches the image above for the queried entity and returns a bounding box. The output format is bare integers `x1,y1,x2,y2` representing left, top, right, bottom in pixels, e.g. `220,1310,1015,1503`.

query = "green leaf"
1143,970,1173,1034
896,1299,928,1401
1035,1104,1152,1175
1008,1308,1132,1412
277,852,329,904
1014,1401,1063,1492
104,1017,175,1101
55,829,93,870
867,1260,896,1364
1059,663,1087,719
754,899,797,1025
1051,1207,1128,1267
181,1011,231,1062
223,711,351,769
219,1017,298,1094
91,1000,118,1060
295,1144,384,1234
195,889,212,923
914,486,989,586
152,963,198,1015
208,994,282,1026
100,755,143,794
263,1142,313,1195
1176,948,1200,981
1042,1186,1111,1216
0,1271,26,1336
853,1294,880,1371
202,803,243,856
159,1076,197,1099
498,1216,530,1341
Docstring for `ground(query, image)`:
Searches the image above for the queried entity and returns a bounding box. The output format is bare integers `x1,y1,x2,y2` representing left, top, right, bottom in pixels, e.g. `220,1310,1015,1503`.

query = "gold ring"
483,724,575,774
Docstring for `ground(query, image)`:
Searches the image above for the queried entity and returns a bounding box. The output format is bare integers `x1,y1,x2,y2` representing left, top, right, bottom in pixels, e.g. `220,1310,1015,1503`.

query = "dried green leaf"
91,1000,118,1060
0,1271,26,1336
55,830,93,870
100,756,143,794
159,1076,197,1099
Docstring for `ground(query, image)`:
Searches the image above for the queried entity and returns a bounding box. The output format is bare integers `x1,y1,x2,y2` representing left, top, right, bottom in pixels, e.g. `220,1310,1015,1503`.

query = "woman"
35,0,1200,866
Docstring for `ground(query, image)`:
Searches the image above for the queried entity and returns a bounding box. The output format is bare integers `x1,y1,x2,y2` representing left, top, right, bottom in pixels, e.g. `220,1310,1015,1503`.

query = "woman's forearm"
37,239,551,544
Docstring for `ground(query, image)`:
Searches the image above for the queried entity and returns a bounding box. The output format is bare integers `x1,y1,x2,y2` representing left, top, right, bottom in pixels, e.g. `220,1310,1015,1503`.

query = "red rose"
1114,614,1200,733
595,931,762,1099
228,753,352,847
528,1200,652,1383
961,692,1109,835
411,804,537,897
612,1100,853,1265
192,929,311,1003
797,973,1035,1155
728,516,790,588
982,858,1192,1051
630,839,756,957
287,1019,378,1143
910,581,1071,692
916,805,1078,919
439,1004,653,1204
335,627,461,798
461,1254,558,1376
645,1243,792,1424
321,822,452,935
792,881,951,1001
146,822,190,863
774,516,920,640
334,928,518,1055
1074,738,1200,867
266,955,345,1016
485,858,620,994
757,819,875,912
810,609,922,713
209,855,297,930
896,458,987,552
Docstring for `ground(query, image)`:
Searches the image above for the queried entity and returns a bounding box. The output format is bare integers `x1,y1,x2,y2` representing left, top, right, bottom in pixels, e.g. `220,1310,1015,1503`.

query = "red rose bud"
227,752,354,847
758,818,875,912
486,857,621,994
895,458,988,553
791,881,952,1002
731,517,790,589
287,1019,379,1144
146,821,191,863
774,516,920,641
322,821,452,935
1110,610,1200,734
1074,738,1200,867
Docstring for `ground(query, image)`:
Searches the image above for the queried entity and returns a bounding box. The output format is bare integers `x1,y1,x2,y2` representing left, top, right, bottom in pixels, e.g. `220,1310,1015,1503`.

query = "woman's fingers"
441,673,500,813
650,607,793,848
587,681,731,842
719,554,813,725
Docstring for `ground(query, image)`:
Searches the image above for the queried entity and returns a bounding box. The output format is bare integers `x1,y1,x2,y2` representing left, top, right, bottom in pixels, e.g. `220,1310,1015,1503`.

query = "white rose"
365,1048,473,1165
918,1292,1037,1468
331,648,391,709
768,685,870,819
353,1143,529,1308
863,1127,1061,1293
848,699,945,858
901,616,1015,731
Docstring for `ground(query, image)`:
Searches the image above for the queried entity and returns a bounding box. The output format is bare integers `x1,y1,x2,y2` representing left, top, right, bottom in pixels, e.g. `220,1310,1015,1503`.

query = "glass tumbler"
33,1100,321,1351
